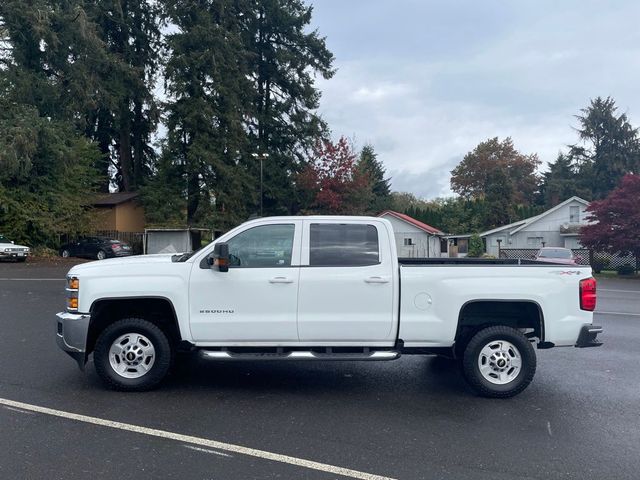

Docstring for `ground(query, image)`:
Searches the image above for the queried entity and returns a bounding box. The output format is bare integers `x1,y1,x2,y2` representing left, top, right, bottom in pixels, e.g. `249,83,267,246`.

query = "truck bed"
398,257,565,266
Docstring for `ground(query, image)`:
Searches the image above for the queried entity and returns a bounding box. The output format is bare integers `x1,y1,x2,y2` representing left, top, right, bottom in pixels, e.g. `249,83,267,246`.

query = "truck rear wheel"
462,325,536,398
94,318,172,391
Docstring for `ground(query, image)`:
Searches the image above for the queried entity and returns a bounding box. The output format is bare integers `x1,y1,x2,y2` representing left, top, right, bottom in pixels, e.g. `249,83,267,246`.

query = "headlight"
4,248,10,252
66,276,79,311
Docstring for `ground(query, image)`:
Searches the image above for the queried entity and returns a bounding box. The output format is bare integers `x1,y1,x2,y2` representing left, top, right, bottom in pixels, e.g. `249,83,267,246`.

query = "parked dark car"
59,237,133,260
535,247,577,265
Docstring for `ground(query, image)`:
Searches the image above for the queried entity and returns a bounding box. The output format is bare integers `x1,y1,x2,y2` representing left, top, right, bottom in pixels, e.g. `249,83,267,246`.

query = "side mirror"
209,242,230,272
11,241,14,244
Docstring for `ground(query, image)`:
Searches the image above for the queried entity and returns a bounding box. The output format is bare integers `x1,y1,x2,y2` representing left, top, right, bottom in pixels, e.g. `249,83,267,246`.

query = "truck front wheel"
94,318,172,391
462,326,536,398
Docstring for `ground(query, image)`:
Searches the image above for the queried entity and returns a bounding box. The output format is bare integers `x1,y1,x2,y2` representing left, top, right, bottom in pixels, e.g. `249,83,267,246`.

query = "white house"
377,210,447,258
481,196,591,256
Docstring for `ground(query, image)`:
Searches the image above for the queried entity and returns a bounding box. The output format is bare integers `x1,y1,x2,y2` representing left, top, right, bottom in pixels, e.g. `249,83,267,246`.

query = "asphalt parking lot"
1,260,639,480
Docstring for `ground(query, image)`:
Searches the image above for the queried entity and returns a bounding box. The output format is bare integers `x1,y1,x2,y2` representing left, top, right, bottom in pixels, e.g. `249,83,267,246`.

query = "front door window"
227,224,295,268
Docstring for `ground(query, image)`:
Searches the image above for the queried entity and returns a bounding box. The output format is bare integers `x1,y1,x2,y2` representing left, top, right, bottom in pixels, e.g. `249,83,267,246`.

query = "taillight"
580,277,597,311
111,243,121,251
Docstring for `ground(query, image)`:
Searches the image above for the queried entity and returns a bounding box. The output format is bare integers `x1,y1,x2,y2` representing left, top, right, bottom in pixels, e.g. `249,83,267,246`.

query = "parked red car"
535,247,577,265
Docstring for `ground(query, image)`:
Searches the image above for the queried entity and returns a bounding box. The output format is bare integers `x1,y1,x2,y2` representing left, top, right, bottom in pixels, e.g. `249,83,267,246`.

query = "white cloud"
310,0,640,198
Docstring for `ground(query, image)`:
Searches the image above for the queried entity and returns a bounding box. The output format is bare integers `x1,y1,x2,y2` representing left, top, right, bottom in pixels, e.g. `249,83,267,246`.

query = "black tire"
16,257,27,262
96,250,107,260
94,318,172,391
462,326,536,398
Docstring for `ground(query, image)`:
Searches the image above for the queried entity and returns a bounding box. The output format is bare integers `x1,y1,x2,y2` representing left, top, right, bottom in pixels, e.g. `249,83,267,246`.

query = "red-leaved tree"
580,174,640,258
298,137,372,214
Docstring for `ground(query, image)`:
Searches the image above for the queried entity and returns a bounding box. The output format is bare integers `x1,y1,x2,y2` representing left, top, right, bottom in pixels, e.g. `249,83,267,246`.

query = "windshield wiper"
171,252,194,262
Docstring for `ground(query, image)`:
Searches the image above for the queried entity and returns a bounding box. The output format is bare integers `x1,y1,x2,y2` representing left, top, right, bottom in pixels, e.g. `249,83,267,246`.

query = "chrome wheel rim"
478,340,522,385
109,333,156,379
62,250,70,258
97,251,106,260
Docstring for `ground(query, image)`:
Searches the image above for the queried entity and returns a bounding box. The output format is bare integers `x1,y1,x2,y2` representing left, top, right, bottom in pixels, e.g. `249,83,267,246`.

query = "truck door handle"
365,276,390,284
269,276,294,284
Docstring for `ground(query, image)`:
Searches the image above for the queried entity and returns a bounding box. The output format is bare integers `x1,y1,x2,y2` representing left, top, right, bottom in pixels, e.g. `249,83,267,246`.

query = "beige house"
93,192,145,233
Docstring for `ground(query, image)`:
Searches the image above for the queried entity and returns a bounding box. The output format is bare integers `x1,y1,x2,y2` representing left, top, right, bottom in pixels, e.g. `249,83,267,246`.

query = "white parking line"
0,397,395,480
183,444,233,458
0,278,64,281
2,405,36,415
599,289,640,294
595,311,640,317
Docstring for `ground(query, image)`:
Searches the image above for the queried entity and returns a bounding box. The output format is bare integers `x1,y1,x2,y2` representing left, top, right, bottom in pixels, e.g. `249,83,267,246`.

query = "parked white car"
55,216,602,398
0,234,30,262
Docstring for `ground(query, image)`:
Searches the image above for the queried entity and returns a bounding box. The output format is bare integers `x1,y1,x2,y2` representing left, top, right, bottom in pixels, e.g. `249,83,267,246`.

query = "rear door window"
309,223,379,267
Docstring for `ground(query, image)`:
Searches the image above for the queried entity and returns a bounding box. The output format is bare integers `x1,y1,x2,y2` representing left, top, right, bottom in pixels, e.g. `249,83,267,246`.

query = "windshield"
0,235,10,243
538,248,572,259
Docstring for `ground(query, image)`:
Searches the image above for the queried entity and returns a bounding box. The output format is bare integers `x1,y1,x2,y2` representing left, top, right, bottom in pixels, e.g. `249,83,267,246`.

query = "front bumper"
0,251,29,259
56,312,91,369
575,324,603,348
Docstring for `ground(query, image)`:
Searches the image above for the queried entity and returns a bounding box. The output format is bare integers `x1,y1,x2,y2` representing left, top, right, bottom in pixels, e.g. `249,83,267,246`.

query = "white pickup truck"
56,216,602,397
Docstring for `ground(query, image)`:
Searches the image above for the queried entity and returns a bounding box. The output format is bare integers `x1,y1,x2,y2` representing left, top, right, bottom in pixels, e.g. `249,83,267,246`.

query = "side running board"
200,349,400,361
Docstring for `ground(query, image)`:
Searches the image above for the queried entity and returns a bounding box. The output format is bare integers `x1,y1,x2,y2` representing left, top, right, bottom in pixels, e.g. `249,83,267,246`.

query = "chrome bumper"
56,312,91,370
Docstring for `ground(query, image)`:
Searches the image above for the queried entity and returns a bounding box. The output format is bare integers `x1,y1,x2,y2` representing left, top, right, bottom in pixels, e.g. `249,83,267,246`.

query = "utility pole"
251,152,269,216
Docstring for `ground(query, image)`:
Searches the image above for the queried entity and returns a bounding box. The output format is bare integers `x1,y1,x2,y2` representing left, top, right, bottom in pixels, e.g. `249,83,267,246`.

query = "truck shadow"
160,354,472,398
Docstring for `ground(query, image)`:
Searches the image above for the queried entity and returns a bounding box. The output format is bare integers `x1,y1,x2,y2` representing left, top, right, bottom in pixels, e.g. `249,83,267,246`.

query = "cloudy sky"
309,0,640,198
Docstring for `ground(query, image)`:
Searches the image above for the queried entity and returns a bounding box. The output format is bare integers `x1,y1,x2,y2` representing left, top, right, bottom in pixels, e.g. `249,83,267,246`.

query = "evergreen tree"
162,0,253,229
539,153,590,206
245,0,334,215
0,0,162,193
0,0,107,122
0,1,103,244
0,102,100,245
357,144,391,214
141,148,187,227
467,234,485,257
390,191,429,212
86,0,163,191
571,97,640,199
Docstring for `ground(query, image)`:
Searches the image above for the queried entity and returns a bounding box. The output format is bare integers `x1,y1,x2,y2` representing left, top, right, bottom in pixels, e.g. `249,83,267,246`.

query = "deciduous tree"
580,174,640,259
298,137,371,214
451,137,540,206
